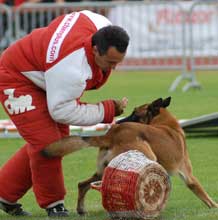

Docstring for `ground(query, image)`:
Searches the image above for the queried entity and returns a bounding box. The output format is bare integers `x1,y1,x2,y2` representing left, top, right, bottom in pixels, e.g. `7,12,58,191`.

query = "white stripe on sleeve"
46,12,80,63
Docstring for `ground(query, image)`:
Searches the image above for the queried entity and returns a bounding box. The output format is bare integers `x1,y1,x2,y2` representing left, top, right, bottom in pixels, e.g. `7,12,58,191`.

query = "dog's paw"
76,207,87,216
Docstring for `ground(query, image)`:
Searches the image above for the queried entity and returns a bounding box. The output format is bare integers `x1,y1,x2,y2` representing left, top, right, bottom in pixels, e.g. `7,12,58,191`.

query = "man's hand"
113,97,128,116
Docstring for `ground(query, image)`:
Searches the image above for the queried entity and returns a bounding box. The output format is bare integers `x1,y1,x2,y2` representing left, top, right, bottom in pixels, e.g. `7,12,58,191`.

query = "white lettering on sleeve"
46,12,80,63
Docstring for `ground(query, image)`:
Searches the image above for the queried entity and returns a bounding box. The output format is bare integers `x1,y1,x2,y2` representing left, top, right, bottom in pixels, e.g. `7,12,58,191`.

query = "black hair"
92,25,129,55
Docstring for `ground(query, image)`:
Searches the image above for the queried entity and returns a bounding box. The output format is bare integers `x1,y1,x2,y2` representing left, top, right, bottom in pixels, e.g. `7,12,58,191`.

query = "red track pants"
0,65,69,208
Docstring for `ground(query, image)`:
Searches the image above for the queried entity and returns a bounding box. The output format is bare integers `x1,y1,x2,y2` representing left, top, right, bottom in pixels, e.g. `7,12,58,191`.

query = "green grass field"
0,70,218,220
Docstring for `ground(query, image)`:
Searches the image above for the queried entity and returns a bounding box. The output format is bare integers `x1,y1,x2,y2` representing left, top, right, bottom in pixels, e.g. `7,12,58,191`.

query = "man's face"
93,46,126,72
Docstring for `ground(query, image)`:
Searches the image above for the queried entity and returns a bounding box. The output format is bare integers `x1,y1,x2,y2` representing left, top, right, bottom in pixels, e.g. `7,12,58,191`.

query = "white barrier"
0,119,112,138
0,118,187,139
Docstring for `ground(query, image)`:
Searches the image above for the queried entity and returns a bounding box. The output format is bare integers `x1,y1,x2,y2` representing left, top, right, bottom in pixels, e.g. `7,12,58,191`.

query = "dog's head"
116,97,171,124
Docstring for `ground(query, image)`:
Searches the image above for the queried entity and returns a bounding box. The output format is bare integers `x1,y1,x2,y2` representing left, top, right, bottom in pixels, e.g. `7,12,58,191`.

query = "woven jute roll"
92,150,171,219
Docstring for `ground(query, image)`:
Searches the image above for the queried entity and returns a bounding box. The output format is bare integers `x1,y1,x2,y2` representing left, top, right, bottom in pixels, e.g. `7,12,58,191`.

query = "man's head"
92,25,129,72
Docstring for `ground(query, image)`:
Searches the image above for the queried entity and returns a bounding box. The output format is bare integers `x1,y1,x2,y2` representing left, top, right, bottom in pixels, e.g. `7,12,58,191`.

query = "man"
0,10,129,217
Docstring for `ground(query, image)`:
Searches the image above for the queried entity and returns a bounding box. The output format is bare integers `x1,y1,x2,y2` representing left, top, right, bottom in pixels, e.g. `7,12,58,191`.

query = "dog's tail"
41,135,111,158
41,136,91,158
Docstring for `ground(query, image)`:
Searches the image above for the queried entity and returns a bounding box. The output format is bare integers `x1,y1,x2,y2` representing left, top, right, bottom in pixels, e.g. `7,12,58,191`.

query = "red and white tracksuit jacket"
0,10,115,208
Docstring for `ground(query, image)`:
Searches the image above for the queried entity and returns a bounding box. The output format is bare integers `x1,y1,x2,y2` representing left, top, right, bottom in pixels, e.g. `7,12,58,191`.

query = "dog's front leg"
179,152,218,208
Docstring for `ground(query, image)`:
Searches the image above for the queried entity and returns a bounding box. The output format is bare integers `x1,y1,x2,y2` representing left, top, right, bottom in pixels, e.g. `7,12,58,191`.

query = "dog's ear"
162,97,171,108
151,98,163,107
148,98,163,116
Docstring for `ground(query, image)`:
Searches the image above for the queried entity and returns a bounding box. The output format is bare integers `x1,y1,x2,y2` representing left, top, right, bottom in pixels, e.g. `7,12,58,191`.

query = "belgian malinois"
43,97,218,215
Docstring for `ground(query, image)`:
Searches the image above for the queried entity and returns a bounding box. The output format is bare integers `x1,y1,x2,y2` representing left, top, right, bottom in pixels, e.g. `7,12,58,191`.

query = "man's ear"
92,45,98,55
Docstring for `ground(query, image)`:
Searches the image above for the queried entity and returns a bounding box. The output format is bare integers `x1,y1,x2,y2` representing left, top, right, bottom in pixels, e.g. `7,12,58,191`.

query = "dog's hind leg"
76,148,111,215
179,152,218,208
77,172,102,215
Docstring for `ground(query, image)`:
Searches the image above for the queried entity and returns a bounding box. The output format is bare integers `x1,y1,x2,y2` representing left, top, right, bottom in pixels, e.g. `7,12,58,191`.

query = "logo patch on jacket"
4,89,36,115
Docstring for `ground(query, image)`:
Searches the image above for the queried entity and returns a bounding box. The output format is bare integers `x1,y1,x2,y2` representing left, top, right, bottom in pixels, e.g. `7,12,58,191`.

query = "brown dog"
43,97,218,215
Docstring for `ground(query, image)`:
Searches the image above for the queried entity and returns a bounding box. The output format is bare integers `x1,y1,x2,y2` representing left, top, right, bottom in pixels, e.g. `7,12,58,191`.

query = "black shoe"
0,201,31,216
46,203,69,217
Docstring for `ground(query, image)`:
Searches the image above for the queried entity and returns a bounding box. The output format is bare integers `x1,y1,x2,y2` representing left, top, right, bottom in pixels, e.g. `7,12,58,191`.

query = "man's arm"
45,48,116,125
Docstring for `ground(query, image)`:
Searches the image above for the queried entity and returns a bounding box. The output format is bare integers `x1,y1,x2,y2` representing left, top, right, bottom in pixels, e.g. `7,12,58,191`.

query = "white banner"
108,2,218,58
